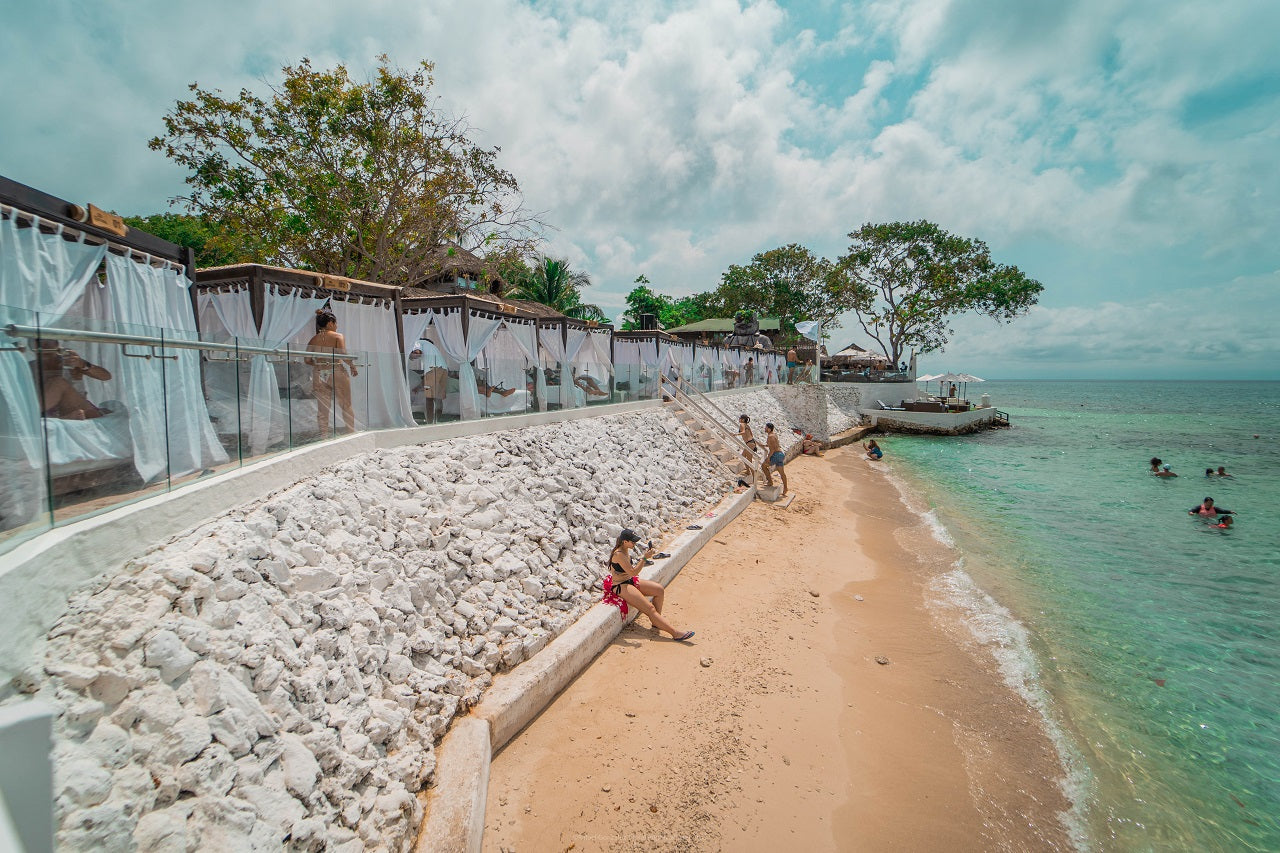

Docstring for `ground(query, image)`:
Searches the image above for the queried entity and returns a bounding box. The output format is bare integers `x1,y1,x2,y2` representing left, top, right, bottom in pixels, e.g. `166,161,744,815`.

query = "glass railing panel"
0,302,55,553
539,358,567,410
289,345,348,446
577,362,613,405
199,332,295,469
474,356,532,418
33,310,174,525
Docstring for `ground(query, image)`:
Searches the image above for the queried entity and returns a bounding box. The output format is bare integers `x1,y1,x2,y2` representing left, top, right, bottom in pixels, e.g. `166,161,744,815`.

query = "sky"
2,0,1277,379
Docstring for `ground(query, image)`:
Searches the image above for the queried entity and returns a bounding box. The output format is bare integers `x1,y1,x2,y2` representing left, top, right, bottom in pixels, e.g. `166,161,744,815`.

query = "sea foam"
879,465,1095,852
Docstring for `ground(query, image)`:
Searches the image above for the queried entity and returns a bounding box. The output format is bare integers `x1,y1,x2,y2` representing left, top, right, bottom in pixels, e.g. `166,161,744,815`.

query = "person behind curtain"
31,339,111,420
572,367,609,398
744,356,755,385
305,309,358,435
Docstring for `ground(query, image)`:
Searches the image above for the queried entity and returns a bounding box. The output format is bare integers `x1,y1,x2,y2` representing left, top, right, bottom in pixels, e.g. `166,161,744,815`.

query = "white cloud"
1,0,1277,376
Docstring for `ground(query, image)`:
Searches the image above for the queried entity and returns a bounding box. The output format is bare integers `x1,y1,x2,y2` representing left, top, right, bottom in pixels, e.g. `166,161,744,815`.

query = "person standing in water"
306,309,358,436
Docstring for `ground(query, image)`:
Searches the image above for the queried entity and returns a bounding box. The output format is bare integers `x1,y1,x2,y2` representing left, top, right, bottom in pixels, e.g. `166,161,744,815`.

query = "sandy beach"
482,445,1073,852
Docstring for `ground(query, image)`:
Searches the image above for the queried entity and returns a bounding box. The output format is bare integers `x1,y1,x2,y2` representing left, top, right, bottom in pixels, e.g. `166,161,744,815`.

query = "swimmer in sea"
1189,497,1234,517
1154,464,1178,478
1216,466,1232,478
1210,515,1234,530
1205,468,1215,478
1149,457,1163,473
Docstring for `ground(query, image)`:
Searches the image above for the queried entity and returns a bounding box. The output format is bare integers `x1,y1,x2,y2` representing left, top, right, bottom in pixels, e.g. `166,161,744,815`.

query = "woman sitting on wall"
603,529,694,641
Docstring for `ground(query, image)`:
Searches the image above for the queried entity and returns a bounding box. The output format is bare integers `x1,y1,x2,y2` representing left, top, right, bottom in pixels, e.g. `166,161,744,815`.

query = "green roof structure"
664,317,781,334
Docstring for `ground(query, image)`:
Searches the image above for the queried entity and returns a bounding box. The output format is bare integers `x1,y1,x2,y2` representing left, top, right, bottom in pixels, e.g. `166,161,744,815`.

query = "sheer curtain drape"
0,216,107,526
463,313,501,420
203,286,327,454
401,312,434,367
329,299,413,429
503,321,545,411
104,254,227,482
424,309,471,417
538,325,573,408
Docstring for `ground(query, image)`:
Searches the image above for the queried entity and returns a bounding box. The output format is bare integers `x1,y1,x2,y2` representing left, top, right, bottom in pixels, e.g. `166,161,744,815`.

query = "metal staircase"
660,374,765,486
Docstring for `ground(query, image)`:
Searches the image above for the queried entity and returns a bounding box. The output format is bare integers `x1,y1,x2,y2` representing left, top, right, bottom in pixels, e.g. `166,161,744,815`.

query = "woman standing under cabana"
306,309,358,435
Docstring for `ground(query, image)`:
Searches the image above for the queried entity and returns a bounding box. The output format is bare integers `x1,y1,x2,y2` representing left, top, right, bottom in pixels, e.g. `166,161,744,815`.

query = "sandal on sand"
674,631,695,642
686,524,702,530
654,552,671,559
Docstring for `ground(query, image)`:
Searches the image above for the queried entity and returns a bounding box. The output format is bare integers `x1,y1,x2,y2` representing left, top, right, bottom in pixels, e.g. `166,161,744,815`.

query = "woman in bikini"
604,529,694,641
737,414,759,475
305,309,358,435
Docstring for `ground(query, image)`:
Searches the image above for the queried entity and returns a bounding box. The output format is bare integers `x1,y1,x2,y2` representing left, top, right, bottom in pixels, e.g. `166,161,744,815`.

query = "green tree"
714,243,841,342
507,257,606,321
830,221,1044,364
122,212,242,268
150,56,541,285
621,280,707,330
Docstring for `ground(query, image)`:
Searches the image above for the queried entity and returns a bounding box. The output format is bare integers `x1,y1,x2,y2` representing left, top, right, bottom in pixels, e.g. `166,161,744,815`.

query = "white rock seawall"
29,410,728,852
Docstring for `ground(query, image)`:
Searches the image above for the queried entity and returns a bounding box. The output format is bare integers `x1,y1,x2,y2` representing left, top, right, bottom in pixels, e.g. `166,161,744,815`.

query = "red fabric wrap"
603,575,636,618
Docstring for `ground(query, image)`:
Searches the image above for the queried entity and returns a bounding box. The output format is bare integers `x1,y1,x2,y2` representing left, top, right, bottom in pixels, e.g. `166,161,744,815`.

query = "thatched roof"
419,242,504,293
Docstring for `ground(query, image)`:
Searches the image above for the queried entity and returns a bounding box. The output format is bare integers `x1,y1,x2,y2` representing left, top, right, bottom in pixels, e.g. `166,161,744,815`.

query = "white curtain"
464,312,502,419
329,299,414,430
424,309,471,417
538,324,571,408
203,285,327,455
401,311,433,368
499,320,544,411
104,254,228,482
0,216,108,527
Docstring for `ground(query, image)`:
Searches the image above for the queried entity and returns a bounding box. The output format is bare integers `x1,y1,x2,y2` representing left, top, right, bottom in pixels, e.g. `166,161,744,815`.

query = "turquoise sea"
883,380,1280,851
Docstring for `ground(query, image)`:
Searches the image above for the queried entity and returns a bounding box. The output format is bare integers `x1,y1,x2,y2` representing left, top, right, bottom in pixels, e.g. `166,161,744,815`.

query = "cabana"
721,345,745,389
536,317,614,408
694,343,724,391
400,287,539,420
663,338,696,383
612,330,670,402
1,175,227,537
194,265,414,454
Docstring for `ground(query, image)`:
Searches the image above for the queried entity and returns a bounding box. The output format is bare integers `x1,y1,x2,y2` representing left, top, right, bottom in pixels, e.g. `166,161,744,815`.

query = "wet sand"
481,446,1072,851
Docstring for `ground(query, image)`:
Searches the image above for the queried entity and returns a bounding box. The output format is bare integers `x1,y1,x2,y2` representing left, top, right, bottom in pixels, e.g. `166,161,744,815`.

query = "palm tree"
508,257,606,321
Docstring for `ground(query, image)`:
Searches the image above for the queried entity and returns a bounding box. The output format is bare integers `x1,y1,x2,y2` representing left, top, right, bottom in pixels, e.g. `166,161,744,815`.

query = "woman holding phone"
603,529,695,641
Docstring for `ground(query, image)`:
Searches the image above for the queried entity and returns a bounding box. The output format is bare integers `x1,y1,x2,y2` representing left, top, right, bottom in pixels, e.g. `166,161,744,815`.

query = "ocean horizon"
879,379,1280,850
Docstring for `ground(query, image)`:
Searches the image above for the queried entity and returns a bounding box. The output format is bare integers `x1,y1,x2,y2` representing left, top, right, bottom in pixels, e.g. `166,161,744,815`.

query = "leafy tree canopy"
506,257,606,322
122,212,243,268
830,220,1044,364
621,277,709,330
150,56,541,285
711,243,841,344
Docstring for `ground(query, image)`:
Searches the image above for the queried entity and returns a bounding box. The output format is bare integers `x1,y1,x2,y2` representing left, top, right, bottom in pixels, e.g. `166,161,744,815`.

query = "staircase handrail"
666,373,742,435
661,376,765,476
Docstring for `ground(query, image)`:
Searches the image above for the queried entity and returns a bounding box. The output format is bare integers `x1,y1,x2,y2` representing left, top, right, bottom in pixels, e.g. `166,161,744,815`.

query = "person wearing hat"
1154,464,1178,478
603,529,695,641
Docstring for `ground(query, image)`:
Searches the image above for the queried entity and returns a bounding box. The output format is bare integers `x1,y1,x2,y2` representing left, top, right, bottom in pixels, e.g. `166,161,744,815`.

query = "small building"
417,242,505,294
664,317,781,346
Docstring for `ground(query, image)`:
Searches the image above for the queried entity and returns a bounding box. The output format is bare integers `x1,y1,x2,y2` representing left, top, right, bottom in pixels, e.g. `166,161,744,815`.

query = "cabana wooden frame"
194,264,406,353
0,174,194,279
